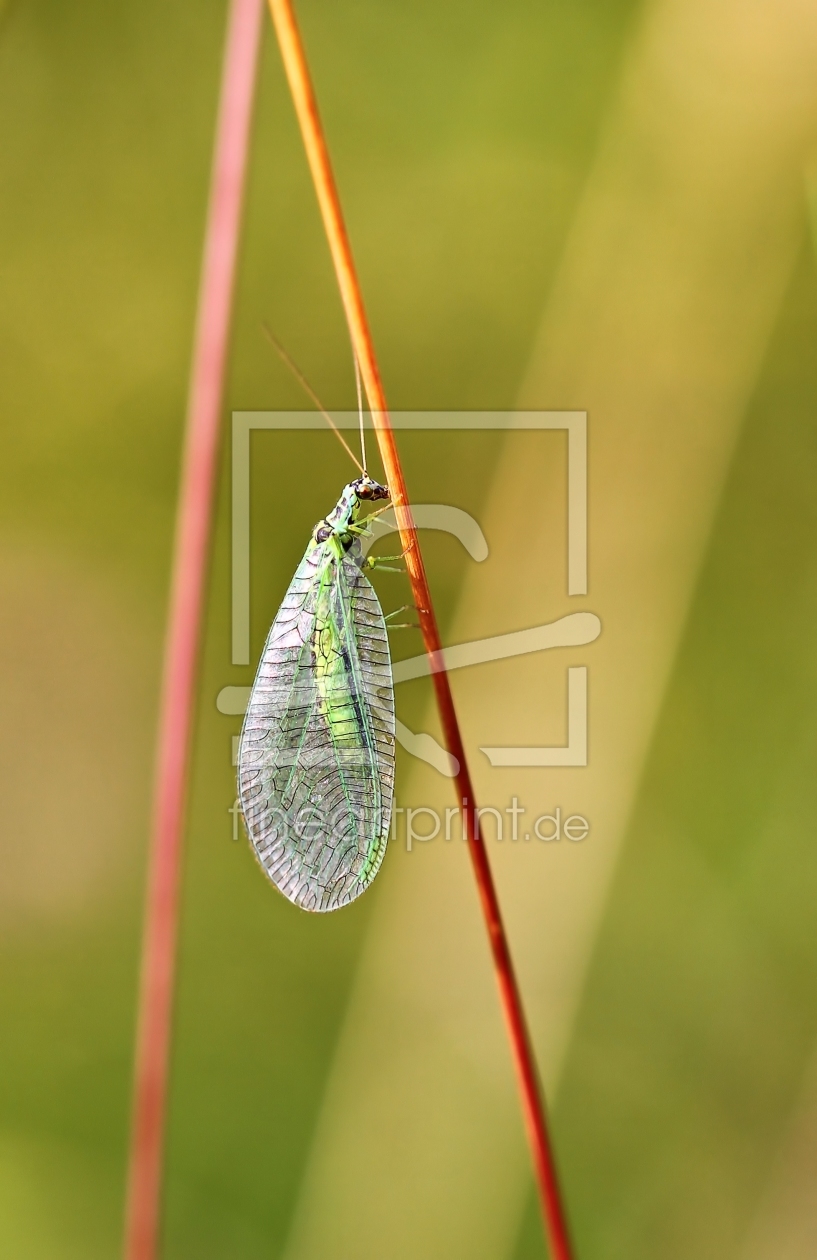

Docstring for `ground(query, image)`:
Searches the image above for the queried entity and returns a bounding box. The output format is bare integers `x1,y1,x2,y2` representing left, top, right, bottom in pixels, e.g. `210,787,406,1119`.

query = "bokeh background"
3,0,817,1257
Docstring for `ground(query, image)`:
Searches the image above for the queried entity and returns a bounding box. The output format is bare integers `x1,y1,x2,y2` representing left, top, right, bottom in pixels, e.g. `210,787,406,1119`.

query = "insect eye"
357,483,373,499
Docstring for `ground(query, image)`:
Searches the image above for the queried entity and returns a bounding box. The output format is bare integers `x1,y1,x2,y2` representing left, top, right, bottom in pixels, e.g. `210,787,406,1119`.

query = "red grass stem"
266,3,575,1256
122,3,265,1257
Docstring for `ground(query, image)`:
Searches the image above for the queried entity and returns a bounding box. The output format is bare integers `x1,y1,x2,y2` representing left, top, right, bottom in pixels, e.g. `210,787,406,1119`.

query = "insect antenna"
353,348,367,475
261,323,365,474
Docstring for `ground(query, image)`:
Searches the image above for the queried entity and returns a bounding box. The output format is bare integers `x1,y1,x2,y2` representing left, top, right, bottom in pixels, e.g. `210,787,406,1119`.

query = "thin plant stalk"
265,2,575,1256
122,2,265,1257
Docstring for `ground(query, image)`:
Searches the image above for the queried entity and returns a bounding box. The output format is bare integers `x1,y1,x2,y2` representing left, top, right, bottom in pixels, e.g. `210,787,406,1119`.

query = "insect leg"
384,604,420,630
363,547,412,572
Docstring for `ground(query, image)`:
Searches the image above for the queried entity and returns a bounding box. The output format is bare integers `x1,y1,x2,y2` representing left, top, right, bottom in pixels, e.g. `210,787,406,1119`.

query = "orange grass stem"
122,2,265,1257
267,3,575,1256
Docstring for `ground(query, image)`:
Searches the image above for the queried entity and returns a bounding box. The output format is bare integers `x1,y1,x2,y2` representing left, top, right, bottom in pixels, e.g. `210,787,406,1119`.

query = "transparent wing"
238,544,395,912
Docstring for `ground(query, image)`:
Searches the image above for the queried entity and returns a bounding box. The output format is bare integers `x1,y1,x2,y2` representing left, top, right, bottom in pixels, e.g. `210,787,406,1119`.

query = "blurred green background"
2,0,817,1257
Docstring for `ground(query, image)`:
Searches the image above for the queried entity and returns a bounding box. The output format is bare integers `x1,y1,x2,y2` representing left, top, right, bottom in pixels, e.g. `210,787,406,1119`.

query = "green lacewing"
238,475,396,912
